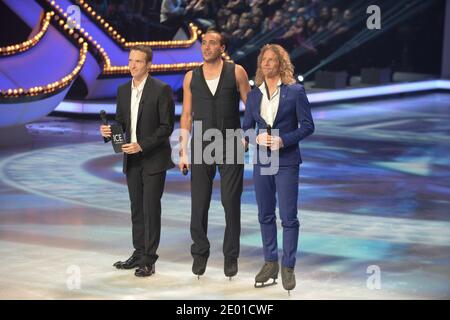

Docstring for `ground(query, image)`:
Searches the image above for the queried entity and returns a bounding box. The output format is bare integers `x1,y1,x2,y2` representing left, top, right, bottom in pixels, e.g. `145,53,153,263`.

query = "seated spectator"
226,0,247,15
336,9,352,35
227,12,254,51
327,7,342,33
307,17,319,36
215,8,231,32
185,0,214,29
224,13,240,36
160,0,186,24
281,16,306,41
160,0,187,39
236,12,255,40
262,9,283,33
251,6,264,19
249,0,265,8
251,14,264,35
317,5,330,33
259,0,284,17
304,0,321,19
281,12,294,34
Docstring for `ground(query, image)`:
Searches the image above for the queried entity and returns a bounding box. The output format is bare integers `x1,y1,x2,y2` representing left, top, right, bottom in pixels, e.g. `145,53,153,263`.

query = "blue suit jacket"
242,83,314,166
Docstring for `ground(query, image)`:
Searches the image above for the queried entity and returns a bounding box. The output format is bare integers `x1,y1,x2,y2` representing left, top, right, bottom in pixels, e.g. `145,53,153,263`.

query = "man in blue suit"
243,44,314,294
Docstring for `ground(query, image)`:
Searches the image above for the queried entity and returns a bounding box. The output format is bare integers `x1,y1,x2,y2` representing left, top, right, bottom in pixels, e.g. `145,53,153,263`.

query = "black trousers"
126,154,166,266
190,163,244,260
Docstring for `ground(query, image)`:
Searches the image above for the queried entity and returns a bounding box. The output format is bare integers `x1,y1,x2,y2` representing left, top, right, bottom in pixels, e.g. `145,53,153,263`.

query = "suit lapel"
123,81,132,130
273,84,288,127
253,89,267,126
137,75,152,123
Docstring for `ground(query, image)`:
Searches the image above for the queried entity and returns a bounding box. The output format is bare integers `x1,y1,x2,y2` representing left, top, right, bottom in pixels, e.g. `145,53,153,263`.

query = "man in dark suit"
100,45,175,277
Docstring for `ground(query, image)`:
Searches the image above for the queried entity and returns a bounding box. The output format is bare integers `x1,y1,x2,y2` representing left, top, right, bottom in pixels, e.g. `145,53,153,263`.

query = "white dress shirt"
130,75,148,143
259,79,282,127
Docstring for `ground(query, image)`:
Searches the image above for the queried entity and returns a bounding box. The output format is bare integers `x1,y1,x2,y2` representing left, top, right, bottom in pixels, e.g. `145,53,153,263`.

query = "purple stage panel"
0,86,72,127
2,0,203,99
53,0,203,65
0,25,79,89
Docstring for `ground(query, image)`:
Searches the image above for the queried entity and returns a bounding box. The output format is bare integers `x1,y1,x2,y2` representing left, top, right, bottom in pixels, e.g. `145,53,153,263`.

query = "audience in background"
87,0,356,70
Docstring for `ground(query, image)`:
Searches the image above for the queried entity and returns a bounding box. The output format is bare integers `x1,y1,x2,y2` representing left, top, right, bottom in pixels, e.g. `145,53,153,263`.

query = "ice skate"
281,266,296,295
192,256,208,279
224,257,238,280
254,261,279,288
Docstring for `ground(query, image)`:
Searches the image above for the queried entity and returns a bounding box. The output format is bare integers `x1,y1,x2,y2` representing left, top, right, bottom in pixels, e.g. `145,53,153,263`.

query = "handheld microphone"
100,110,111,143
179,147,189,175
266,125,272,155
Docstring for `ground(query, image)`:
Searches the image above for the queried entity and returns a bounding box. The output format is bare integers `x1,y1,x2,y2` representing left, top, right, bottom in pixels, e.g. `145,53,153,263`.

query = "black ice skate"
224,257,238,280
281,266,296,295
254,261,279,288
192,256,208,279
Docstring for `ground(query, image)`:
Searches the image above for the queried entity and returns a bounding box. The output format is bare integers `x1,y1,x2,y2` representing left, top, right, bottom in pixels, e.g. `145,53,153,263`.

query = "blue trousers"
253,165,300,268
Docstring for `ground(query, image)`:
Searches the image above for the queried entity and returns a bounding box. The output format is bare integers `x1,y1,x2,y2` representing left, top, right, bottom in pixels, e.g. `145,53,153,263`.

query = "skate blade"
254,279,277,288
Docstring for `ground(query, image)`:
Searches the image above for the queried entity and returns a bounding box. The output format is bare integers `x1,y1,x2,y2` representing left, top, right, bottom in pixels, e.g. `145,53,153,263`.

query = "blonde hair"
255,44,296,87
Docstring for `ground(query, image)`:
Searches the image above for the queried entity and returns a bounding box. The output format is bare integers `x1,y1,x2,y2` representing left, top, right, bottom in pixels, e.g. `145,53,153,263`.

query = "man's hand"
256,133,283,150
178,148,190,172
256,132,270,147
241,138,249,152
100,125,111,138
122,143,142,154
269,136,284,150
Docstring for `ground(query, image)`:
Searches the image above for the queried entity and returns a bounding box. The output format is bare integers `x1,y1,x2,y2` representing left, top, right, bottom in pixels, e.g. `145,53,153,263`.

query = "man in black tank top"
179,30,251,279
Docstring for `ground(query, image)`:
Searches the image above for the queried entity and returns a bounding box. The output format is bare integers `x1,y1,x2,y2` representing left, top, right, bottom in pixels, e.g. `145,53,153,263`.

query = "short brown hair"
130,45,153,63
204,28,226,47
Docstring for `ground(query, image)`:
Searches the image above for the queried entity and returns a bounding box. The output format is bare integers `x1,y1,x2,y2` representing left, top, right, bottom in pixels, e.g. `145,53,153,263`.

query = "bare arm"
179,70,193,170
235,64,251,104
235,64,251,150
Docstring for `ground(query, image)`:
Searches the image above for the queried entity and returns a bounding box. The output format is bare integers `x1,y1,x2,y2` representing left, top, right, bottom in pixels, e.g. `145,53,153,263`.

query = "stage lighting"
249,80,255,87
297,75,304,82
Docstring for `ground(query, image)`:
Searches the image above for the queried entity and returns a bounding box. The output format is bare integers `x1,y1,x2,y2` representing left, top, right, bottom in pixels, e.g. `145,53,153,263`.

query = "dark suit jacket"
242,83,314,166
115,75,175,174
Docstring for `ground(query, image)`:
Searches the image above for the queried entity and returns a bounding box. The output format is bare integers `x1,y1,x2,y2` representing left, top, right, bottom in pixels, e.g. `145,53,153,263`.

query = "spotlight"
297,75,304,82
249,79,255,86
